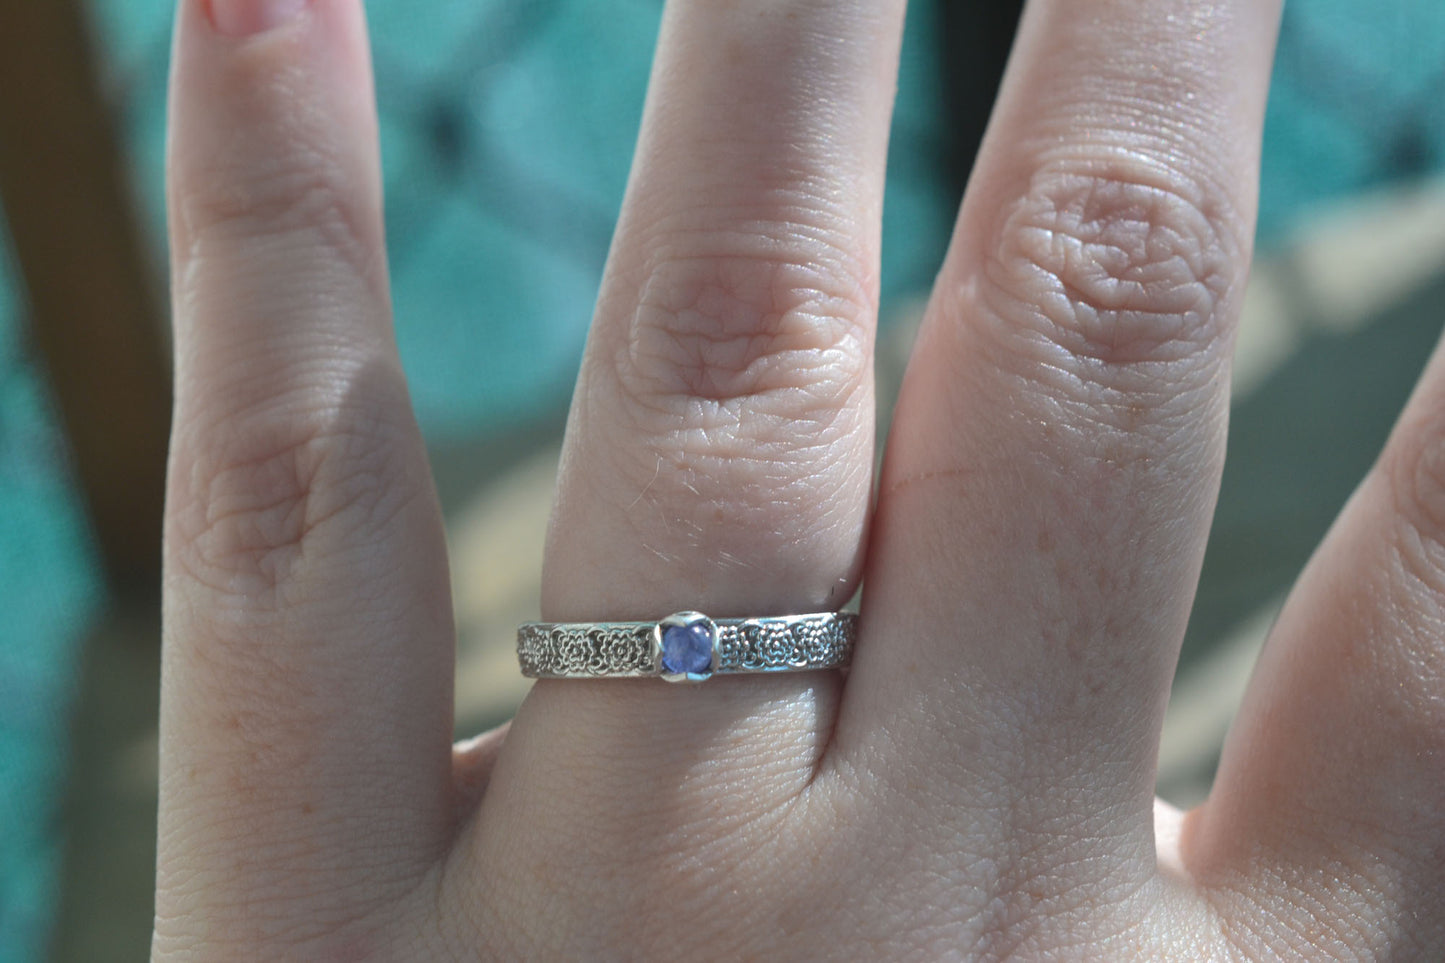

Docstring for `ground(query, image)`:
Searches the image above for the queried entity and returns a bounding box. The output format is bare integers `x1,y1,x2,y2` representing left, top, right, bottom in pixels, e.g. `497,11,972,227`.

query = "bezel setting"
653,611,717,683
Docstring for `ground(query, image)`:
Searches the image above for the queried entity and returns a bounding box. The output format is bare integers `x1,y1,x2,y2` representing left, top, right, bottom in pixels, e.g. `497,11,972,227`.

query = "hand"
154,0,1444,958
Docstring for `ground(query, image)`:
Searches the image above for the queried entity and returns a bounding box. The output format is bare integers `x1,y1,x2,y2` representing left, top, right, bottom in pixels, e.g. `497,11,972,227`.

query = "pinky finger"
1192,336,1445,954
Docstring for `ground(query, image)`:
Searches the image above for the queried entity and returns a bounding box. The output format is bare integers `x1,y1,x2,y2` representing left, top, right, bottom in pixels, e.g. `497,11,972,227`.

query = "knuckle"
168,386,416,604
552,229,878,613
171,64,379,277
616,240,874,406
178,153,363,251
977,162,1244,389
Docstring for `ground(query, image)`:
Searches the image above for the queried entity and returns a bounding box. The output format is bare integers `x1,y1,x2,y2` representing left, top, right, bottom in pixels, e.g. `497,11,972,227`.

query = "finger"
541,0,901,618
1193,339,1445,951
157,0,453,946
838,0,1280,900
456,0,904,936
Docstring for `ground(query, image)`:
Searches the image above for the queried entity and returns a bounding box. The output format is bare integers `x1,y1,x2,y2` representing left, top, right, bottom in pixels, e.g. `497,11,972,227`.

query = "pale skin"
154,0,1445,958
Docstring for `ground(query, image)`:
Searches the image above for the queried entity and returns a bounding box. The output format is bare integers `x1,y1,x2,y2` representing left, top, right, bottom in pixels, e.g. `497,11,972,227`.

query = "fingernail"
207,0,309,37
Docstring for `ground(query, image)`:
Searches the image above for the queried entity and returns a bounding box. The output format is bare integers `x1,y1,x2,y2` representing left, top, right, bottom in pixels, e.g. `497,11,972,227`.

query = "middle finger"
841,0,1280,915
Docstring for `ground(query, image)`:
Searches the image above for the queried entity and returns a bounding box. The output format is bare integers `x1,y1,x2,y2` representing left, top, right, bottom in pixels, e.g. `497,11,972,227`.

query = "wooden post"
0,0,171,590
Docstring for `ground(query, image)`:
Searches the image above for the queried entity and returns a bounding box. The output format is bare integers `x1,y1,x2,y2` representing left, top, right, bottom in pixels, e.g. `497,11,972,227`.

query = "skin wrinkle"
1025,97,1237,195
1212,871,1393,962
570,354,871,604
171,50,384,300
1011,0,1257,193
979,169,1238,373
169,395,421,604
601,332,868,439
621,250,873,403
179,167,382,299
938,172,1238,526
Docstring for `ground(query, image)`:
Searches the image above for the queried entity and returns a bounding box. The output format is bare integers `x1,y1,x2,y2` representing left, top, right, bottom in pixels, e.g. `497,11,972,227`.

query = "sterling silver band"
517,611,857,682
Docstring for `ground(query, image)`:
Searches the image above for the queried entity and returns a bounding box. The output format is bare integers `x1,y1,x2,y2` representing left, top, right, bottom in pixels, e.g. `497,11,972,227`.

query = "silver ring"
517,610,857,683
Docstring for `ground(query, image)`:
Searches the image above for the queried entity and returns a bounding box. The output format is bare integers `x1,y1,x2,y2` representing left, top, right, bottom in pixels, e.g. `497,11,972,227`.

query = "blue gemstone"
661,622,713,675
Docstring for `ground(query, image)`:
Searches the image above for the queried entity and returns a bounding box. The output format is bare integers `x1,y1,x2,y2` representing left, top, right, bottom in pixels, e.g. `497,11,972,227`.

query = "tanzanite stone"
661,621,713,675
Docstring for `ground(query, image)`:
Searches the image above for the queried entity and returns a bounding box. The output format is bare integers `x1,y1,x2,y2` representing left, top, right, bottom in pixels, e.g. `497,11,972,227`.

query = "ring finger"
453,0,906,935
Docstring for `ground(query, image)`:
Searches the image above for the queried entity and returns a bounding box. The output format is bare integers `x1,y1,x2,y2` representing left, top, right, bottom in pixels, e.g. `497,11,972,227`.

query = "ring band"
517,611,857,682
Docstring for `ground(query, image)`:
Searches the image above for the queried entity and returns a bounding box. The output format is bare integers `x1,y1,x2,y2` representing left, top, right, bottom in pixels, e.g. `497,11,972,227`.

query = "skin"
154,0,1445,958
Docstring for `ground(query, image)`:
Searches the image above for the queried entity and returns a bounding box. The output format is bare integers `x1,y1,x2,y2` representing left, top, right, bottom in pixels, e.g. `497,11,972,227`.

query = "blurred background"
2,0,1444,958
